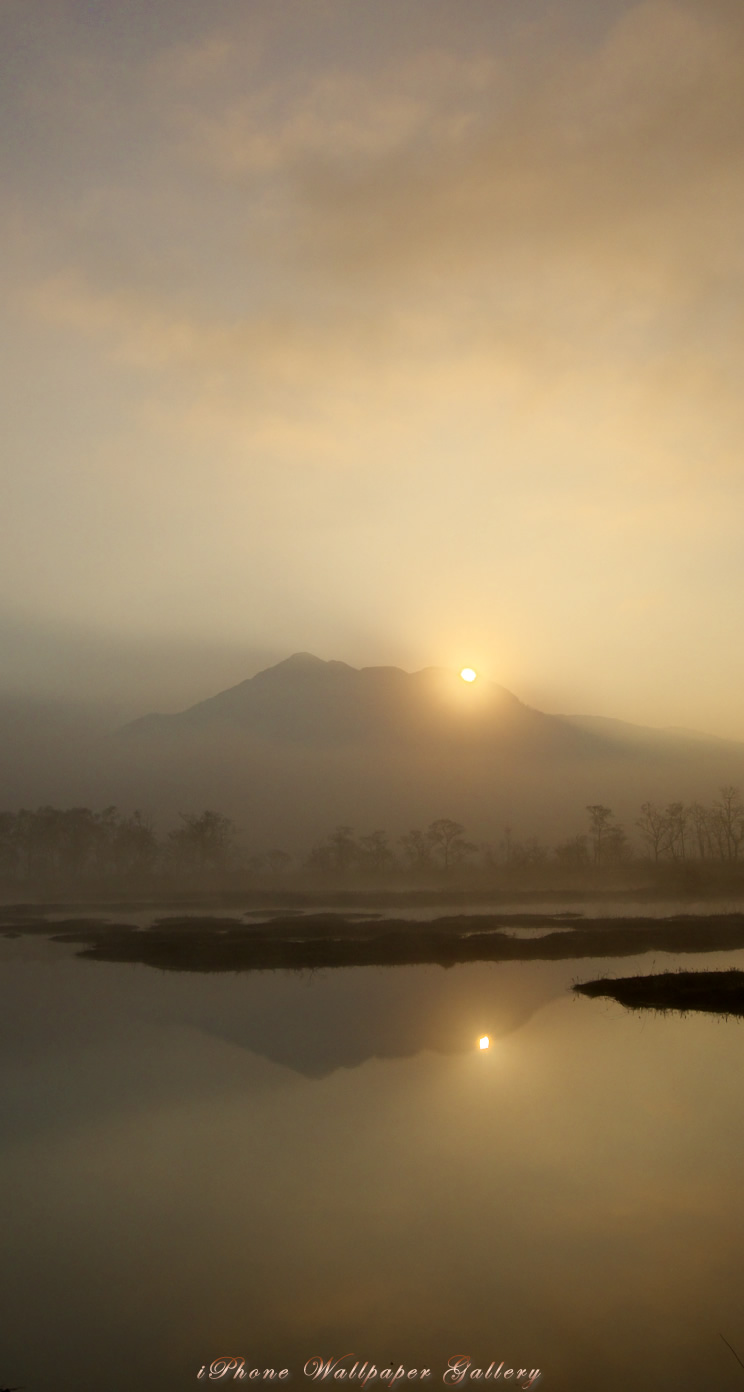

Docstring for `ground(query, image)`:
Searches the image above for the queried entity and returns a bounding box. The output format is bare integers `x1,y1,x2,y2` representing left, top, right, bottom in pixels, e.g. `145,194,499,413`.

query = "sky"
3,0,744,732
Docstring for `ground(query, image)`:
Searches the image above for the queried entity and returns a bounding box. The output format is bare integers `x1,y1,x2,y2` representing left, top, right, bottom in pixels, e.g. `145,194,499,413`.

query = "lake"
2,930,744,1391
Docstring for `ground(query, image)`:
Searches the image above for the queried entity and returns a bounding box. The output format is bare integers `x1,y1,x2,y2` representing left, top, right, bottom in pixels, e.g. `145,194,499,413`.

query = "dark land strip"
574,969,744,1017
3,905,744,974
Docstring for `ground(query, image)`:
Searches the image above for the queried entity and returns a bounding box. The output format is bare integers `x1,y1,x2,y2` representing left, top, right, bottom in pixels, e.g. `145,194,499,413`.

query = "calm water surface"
31,894,744,926
2,934,744,1391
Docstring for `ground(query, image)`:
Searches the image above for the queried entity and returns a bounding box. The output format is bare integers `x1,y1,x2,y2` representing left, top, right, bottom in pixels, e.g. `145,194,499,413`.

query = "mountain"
122,652,589,752
100,654,744,848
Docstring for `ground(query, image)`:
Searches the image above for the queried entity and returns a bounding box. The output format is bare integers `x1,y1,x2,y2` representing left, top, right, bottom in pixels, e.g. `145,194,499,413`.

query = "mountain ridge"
119,653,744,754
4,654,744,848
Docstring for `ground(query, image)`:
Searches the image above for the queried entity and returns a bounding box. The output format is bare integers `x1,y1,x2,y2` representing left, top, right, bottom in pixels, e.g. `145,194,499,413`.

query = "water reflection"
1,940,744,1392
0,939,567,1077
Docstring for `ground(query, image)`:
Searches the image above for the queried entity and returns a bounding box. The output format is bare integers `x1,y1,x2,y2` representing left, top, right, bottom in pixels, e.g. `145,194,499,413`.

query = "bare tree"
636,802,668,863
712,786,744,863
586,805,615,866
169,810,237,873
603,823,633,864
663,802,690,862
307,825,359,875
399,828,432,871
328,825,359,873
358,830,395,876
426,819,474,871
0,812,20,880
554,834,591,868
509,837,548,869
690,802,713,861
112,810,158,877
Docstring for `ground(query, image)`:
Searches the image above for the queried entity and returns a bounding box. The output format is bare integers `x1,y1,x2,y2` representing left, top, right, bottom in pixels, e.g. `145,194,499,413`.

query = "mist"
3,0,744,739
3,654,744,886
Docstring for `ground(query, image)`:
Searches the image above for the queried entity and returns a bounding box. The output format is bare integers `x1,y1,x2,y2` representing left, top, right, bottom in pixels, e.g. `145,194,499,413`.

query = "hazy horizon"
3,632,744,745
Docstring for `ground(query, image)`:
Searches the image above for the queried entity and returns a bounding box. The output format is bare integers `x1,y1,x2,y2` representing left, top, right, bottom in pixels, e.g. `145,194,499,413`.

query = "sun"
460,667,477,682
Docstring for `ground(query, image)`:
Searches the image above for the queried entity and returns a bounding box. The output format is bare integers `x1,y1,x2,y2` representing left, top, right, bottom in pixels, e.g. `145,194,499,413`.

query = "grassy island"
574,969,744,1016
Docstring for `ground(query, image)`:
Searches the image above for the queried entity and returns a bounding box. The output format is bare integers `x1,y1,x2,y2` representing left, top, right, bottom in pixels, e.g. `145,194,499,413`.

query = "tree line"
0,788,743,888
0,806,233,883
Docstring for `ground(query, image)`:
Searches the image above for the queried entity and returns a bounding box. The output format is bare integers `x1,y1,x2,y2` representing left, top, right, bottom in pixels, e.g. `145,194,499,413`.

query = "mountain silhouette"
100,654,744,848
121,652,587,752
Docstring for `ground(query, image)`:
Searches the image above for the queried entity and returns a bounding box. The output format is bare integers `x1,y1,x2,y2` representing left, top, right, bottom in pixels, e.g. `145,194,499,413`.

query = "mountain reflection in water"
1,937,744,1392
0,938,562,1077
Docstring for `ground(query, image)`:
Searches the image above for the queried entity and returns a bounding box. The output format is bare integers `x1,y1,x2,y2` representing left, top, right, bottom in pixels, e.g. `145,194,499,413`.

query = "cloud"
5,0,744,731
16,1,744,450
